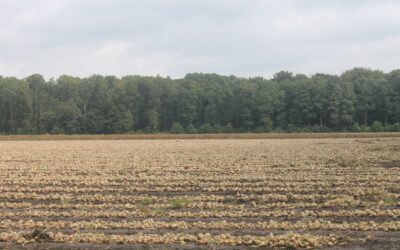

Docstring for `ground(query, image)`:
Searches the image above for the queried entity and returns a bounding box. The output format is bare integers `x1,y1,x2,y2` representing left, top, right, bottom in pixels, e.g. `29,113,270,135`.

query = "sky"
0,0,399,79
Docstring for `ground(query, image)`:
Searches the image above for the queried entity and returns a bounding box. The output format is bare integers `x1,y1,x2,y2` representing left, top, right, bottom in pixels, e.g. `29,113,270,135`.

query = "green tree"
170,122,184,134
0,78,32,133
86,76,113,133
199,123,213,133
222,123,235,133
186,123,198,134
371,121,384,132
0,68,399,134
145,109,159,132
113,110,134,133
389,70,400,124
342,68,381,126
26,74,46,132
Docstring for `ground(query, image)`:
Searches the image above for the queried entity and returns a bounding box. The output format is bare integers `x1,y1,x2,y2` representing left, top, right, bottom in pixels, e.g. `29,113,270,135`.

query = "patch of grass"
138,206,151,215
138,198,155,207
136,198,166,215
137,198,156,215
335,156,360,168
153,207,166,216
84,222,97,232
383,196,397,205
169,198,190,209
136,198,157,215
368,146,384,152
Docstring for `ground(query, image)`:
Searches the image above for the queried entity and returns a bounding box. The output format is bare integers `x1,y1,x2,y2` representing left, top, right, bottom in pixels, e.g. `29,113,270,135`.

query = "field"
0,137,399,249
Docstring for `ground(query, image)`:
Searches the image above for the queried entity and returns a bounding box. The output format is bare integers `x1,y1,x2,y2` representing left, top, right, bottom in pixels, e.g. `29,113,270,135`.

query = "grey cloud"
0,0,399,79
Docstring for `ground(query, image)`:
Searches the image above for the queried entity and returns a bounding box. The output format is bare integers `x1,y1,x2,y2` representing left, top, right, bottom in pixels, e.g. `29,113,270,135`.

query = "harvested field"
0,137,399,249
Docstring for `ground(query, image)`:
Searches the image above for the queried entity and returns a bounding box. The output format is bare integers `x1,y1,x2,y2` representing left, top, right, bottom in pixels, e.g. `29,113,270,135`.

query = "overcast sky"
0,0,399,79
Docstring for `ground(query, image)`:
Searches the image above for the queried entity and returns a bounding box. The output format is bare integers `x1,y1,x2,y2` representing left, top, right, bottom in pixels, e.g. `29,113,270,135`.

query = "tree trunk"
319,113,322,127
83,102,87,133
35,88,38,132
10,104,13,133
35,88,39,129
385,113,387,127
364,112,368,127
39,106,42,131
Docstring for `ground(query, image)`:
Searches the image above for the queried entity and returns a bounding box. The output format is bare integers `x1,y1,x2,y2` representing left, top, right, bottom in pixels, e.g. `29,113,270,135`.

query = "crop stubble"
0,138,399,249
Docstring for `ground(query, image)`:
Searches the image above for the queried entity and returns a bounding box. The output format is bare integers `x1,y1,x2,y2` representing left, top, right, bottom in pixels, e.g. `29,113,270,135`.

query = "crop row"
0,231,354,248
1,219,399,231
1,208,399,219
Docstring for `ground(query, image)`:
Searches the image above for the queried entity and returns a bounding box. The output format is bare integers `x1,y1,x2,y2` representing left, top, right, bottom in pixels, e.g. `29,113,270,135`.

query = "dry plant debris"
0,137,399,249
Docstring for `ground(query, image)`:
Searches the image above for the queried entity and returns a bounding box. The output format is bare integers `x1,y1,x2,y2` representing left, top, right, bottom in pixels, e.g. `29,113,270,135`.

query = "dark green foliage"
371,121,384,132
186,123,198,134
286,124,297,133
350,123,362,132
221,122,235,133
388,123,400,132
145,109,160,133
113,110,134,133
170,122,184,134
0,68,399,134
199,123,214,133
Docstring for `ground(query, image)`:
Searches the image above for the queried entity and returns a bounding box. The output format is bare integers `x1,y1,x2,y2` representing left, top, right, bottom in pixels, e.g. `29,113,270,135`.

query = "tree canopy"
0,68,399,134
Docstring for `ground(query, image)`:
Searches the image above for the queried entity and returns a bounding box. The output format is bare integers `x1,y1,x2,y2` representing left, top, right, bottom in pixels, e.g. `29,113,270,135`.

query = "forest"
0,68,399,134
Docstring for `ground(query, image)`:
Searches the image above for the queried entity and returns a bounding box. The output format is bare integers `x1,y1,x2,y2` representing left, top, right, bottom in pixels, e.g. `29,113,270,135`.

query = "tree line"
0,68,399,134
